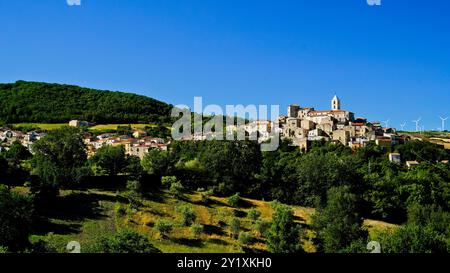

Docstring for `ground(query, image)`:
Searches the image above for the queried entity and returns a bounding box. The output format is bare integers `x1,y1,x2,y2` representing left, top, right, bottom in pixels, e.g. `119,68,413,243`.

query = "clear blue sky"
1,0,449,130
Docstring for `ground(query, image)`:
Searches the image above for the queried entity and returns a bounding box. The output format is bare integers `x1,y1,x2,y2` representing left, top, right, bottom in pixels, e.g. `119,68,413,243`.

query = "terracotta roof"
309,110,346,114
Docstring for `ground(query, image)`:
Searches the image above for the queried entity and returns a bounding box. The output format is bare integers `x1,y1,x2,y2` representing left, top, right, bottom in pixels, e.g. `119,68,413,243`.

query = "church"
279,95,361,150
286,95,355,123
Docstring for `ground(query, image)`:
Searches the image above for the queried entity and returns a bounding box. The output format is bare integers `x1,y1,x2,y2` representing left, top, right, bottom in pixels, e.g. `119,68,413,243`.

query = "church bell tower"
332,95,341,110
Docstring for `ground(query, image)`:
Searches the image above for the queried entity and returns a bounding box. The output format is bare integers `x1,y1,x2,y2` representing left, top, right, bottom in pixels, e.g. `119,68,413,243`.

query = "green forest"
0,81,173,124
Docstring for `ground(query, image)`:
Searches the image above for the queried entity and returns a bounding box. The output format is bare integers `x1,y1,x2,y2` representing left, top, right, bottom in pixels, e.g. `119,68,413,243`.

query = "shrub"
191,224,204,239
248,208,262,222
255,220,270,237
92,230,160,253
200,189,214,205
176,205,197,226
126,180,142,195
169,181,185,199
217,209,231,227
161,176,177,189
266,204,303,253
154,219,173,239
229,217,241,238
228,193,241,207
115,203,126,216
238,232,254,246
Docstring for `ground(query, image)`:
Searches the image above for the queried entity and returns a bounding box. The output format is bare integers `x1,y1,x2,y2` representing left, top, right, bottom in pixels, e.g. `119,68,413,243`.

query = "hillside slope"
24,188,397,253
0,81,173,124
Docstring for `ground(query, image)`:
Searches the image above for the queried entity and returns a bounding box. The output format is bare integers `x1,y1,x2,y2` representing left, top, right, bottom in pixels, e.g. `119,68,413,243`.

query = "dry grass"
30,189,397,253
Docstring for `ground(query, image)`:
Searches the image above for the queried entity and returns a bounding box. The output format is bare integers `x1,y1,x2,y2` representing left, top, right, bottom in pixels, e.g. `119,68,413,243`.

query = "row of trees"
140,139,450,222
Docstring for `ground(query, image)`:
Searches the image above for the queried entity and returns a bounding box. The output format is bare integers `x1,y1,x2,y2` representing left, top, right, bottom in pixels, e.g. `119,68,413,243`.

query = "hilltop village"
0,95,425,162
278,95,407,152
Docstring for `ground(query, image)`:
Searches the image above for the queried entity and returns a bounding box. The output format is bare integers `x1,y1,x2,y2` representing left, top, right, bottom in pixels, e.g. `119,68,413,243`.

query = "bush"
255,220,270,237
229,217,241,238
92,230,161,253
115,203,126,216
0,246,8,253
228,193,241,207
0,185,34,251
191,224,204,239
200,189,214,205
176,205,197,226
161,176,177,189
154,219,173,239
378,224,448,253
169,181,185,199
126,180,142,195
266,204,303,253
248,208,262,222
238,232,254,246
217,209,231,227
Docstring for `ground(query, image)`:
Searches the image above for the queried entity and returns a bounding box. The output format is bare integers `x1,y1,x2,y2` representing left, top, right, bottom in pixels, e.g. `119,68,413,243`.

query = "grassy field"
26,188,397,253
13,123,67,131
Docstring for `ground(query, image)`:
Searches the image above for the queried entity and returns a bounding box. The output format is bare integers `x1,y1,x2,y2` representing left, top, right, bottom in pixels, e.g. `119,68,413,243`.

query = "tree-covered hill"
0,81,173,124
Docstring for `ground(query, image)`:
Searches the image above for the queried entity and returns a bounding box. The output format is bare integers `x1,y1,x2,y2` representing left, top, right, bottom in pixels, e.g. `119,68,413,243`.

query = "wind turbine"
439,116,448,132
383,119,391,128
400,122,407,131
412,117,421,132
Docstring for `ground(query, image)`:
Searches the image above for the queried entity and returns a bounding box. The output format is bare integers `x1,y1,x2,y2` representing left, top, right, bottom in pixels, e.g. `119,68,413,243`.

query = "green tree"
169,181,185,199
312,186,368,253
92,230,161,253
0,246,8,253
295,153,361,207
176,205,197,226
0,185,34,251
161,175,178,189
248,208,262,222
238,232,254,246
3,140,31,164
228,192,241,207
145,124,171,139
142,149,173,177
191,224,204,239
154,219,173,239
90,145,127,176
266,204,303,253
378,224,447,253
229,217,241,239
31,126,89,197
398,140,448,163
378,204,450,253
255,220,270,237
125,155,144,180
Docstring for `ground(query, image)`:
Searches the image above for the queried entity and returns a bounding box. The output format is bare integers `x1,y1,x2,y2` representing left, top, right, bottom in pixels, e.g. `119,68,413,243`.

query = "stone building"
280,95,374,149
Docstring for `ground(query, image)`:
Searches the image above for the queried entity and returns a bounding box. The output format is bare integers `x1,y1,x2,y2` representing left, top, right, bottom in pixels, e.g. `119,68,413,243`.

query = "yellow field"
14,123,67,130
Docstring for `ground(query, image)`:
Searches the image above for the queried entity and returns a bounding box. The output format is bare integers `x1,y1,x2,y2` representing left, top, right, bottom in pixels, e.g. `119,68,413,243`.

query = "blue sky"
0,0,449,130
